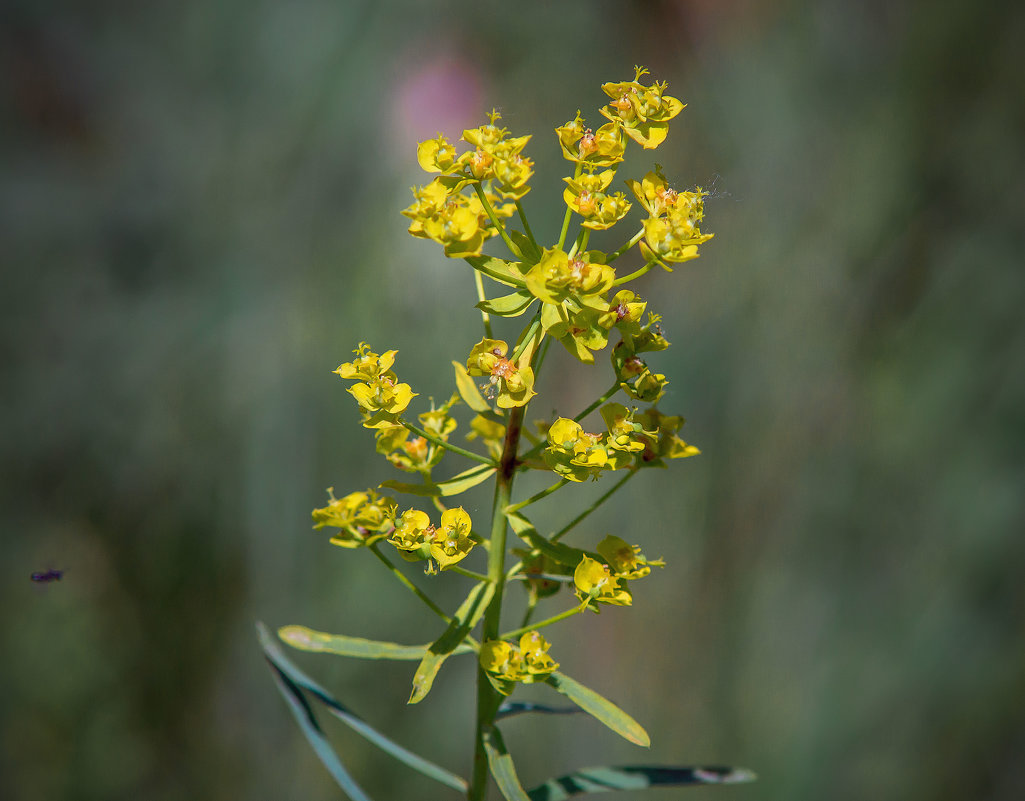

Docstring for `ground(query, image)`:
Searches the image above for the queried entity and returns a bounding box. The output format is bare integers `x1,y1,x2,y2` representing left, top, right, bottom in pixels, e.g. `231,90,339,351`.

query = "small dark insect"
31,569,64,583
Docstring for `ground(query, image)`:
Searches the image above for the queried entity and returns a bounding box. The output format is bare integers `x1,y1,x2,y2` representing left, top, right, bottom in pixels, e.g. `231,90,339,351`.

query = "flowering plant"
259,66,753,801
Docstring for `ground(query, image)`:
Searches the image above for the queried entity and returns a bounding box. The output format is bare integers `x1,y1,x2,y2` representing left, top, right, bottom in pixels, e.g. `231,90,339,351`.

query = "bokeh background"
3,1,1024,799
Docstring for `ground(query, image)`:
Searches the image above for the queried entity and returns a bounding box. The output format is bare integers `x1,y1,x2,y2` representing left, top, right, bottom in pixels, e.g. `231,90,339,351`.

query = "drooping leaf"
257,623,468,793
453,360,493,413
483,725,531,801
381,464,496,498
496,701,582,720
476,290,536,317
544,671,650,747
526,765,757,800
278,625,474,661
409,581,494,704
264,656,374,801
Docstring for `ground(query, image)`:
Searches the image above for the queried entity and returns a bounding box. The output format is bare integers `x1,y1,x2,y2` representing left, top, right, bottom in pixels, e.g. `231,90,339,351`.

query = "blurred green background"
3,0,1023,799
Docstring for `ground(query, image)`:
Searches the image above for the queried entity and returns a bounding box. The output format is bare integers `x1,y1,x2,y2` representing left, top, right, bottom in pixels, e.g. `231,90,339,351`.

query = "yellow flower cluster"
403,111,528,257
479,631,559,694
573,535,665,611
335,343,417,429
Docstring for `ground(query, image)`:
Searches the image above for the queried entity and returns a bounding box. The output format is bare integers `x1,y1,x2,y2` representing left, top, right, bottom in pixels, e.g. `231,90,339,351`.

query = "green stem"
470,404,525,801
607,228,645,264
613,258,658,285
473,183,519,257
510,310,542,363
573,381,622,423
533,335,552,377
401,420,496,468
500,603,585,641
551,467,637,543
447,565,490,582
556,163,583,251
519,597,537,630
368,544,450,623
505,478,568,515
474,270,494,339
567,227,590,258
515,200,538,251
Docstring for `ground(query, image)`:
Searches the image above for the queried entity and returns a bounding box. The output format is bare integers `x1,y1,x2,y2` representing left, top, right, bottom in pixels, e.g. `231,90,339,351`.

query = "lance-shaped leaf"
496,701,582,720
257,622,468,794
465,255,528,288
544,671,650,747
526,765,757,800
264,650,373,800
381,464,496,498
453,360,493,413
278,625,474,661
508,512,590,569
477,289,536,317
409,581,494,703
483,725,531,801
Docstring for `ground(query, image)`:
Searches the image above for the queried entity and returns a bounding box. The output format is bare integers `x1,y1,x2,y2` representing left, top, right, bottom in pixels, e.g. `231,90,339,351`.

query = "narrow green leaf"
438,464,497,496
544,671,650,747
483,726,531,801
509,230,542,264
378,479,439,497
527,765,757,800
409,581,494,704
453,360,493,413
278,625,474,661
507,512,589,568
258,625,373,800
380,464,496,499
257,623,469,793
476,289,535,317
496,701,582,720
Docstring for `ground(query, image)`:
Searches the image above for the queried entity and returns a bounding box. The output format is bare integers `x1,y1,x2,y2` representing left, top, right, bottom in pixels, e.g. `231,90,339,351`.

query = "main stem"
469,404,525,801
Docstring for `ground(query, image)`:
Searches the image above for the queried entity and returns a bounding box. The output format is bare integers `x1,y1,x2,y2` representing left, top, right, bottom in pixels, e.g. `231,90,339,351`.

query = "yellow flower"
555,112,626,168
543,417,609,481
599,66,686,150
428,507,475,569
312,488,397,549
596,535,665,580
466,338,537,409
573,556,632,608
479,632,558,694
562,170,631,230
387,508,434,558
525,248,615,308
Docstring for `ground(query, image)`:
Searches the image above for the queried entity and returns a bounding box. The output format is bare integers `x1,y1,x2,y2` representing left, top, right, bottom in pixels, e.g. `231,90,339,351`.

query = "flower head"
599,66,685,150
555,112,626,168
525,248,615,309
573,555,632,609
479,632,559,695
428,507,475,570
562,170,631,230
312,488,397,549
466,338,536,409
596,534,665,580
543,417,609,482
